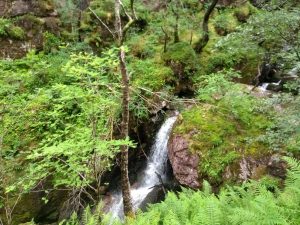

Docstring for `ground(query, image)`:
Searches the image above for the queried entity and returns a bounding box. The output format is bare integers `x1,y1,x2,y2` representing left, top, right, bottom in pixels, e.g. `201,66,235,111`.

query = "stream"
108,114,178,220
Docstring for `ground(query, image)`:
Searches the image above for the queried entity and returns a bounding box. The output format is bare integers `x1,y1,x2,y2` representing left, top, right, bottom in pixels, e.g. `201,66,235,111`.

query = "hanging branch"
88,7,116,39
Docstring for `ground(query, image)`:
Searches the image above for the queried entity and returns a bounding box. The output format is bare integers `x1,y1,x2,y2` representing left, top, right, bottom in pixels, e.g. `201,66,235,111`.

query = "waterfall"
108,114,178,220
259,82,270,91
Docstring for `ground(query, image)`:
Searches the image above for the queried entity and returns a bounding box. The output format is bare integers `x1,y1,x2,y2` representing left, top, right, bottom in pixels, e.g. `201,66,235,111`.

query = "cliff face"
0,0,60,58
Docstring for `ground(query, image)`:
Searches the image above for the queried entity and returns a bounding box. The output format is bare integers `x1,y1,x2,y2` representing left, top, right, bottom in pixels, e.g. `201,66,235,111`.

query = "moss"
6,26,25,40
163,42,197,68
174,104,272,183
37,0,55,12
233,2,259,23
234,3,251,22
213,10,239,36
127,34,156,59
0,18,12,37
0,18,26,40
17,14,45,27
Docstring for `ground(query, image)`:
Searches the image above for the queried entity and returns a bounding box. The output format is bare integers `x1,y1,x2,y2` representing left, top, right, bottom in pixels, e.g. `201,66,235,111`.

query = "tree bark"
172,7,180,43
115,0,134,216
195,0,219,53
161,27,169,53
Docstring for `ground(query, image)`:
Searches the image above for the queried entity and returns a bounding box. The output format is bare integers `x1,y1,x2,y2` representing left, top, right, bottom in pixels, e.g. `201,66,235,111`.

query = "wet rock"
267,154,288,179
168,134,200,189
139,186,165,211
266,82,283,92
223,154,287,183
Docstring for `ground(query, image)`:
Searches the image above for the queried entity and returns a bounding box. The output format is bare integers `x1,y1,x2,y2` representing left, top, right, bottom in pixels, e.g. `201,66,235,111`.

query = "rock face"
168,134,200,189
167,112,287,190
0,0,57,17
0,0,60,58
168,132,287,189
223,154,287,183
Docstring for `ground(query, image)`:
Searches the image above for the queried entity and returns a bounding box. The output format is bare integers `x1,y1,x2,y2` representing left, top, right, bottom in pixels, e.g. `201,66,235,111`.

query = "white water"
108,114,178,220
259,82,270,91
259,80,282,91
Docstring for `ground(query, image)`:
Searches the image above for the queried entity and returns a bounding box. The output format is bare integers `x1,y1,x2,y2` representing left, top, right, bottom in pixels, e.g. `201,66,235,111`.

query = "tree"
195,0,219,53
114,0,136,216
90,0,138,216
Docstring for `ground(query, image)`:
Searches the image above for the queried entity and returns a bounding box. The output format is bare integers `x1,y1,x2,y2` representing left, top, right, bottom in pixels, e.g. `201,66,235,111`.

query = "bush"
130,59,173,91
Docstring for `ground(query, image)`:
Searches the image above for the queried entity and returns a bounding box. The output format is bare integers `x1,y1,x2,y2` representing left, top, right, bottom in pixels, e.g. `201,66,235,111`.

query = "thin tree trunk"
115,0,134,216
195,0,219,53
174,14,180,43
172,8,180,43
161,27,169,53
119,48,133,216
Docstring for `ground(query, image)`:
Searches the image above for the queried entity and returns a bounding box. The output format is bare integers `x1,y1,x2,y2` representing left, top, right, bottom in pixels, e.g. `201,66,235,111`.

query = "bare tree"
90,0,137,216
115,0,135,216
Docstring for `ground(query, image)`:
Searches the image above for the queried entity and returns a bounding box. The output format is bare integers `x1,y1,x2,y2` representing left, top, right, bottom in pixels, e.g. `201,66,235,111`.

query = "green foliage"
130,157,300,225
196,69,240,103
89,0,114,20
0,18,12,37
130,59,173,91
173,70,274,182
43,31,62,53
0,18,25,40
213,8,300,79
0,48,135,220
259,94,300,153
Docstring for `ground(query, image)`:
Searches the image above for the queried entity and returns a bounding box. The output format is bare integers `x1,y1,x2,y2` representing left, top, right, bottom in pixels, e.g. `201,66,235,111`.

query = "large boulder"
167,104,287,189
168,134,200,189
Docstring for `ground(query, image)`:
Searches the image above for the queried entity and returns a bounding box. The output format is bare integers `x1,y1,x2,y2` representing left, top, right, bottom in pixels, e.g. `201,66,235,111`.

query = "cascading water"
259,80,282,91
108,114,178,220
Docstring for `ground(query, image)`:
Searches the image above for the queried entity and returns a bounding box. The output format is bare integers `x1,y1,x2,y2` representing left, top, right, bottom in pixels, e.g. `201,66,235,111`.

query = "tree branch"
88,7,116,39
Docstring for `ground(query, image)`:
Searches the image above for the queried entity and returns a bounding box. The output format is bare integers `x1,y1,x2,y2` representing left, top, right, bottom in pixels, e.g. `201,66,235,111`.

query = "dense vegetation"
0,0,299,224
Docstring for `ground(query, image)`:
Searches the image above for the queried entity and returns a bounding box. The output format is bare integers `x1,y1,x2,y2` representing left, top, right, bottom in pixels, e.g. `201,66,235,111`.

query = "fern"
60,158,300,225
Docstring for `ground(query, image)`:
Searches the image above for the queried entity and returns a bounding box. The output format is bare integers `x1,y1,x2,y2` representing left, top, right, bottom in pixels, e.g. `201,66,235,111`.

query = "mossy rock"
234,2,253,22
213,11,238,36
174,103,272,184
5,25,25,40
163,42,197,67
